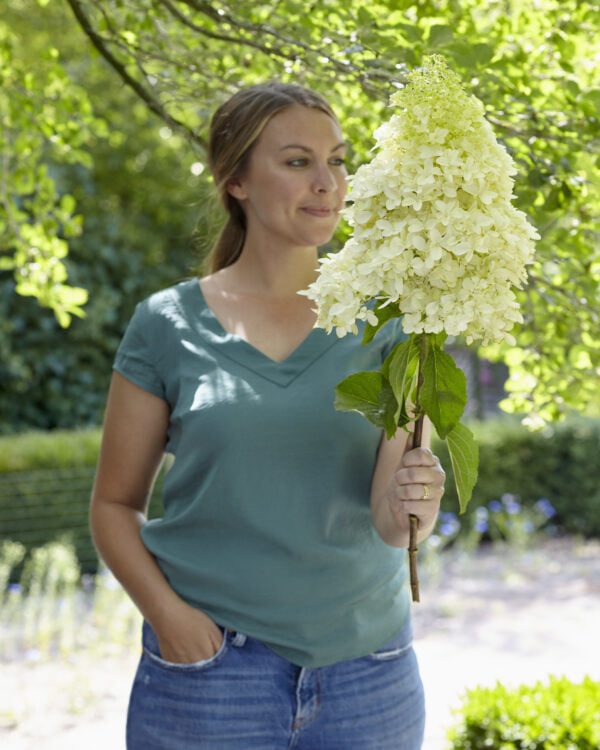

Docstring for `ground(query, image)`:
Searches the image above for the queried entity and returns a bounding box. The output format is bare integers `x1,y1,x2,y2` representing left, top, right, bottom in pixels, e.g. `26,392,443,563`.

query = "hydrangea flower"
300,55,540,347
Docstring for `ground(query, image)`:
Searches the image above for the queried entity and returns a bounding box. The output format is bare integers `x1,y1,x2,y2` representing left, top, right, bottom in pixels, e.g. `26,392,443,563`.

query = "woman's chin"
296,229,337,247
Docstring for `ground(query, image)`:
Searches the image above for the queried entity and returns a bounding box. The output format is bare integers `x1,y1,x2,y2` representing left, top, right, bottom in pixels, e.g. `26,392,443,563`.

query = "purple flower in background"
474,506,489,532
438,511,460,537
534,498,557,518
489,500,503,513
501,493,521,514
7,583,21,593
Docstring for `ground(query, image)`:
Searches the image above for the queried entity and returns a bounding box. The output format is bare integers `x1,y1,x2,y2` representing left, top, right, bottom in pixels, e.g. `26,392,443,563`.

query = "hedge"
0,417,598,576
0,428,165,575
433,415,600,538
0,427,102,472
447,675,600,749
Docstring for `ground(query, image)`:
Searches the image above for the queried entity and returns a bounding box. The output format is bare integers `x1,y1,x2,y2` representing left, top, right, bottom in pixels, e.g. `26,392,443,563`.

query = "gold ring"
422,484,430,500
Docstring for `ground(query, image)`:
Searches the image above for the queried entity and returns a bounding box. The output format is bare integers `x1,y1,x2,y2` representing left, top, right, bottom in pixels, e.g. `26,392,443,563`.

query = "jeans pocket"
141,619,229,672
367,620,413,661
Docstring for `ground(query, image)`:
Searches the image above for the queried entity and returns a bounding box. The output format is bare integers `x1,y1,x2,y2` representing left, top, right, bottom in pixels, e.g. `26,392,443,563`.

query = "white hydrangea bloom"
299,55,540,347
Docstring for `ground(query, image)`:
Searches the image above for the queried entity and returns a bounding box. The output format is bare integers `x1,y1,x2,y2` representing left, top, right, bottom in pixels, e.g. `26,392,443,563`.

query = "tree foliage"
3,0,599,426
0,9,107,326
1,1,205,431
62,0,600,423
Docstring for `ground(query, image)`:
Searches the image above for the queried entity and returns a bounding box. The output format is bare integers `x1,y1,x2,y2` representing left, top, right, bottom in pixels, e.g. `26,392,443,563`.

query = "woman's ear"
226,177,247,201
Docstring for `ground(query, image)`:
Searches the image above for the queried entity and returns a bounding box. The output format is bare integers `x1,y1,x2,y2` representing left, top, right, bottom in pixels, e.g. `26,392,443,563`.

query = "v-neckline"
185,278,340,387
196,278,320,365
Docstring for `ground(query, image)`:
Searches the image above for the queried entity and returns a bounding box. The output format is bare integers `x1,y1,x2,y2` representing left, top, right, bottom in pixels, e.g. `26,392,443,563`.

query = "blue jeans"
126,618,425,749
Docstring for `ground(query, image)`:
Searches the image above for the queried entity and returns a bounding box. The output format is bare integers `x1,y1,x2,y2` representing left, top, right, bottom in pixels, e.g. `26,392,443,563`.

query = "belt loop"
232,632,247,647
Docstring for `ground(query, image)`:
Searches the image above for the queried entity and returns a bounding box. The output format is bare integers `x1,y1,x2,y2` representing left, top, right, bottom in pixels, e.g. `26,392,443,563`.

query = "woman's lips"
301,208,334,217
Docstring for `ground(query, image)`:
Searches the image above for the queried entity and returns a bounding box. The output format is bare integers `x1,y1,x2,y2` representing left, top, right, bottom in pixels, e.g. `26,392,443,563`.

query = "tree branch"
64,0,206,150
486,114,582,142
156,0,291,61
172,0,389,95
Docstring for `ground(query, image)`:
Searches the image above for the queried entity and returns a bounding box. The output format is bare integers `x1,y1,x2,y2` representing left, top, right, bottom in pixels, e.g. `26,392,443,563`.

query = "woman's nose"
312,165,338,193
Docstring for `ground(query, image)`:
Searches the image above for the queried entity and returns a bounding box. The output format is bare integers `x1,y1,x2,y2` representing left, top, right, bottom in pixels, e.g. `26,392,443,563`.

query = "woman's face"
227,104,348,249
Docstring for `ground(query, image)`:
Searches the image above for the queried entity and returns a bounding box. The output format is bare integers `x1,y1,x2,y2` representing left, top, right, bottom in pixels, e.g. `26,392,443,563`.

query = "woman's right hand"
152,601,225,664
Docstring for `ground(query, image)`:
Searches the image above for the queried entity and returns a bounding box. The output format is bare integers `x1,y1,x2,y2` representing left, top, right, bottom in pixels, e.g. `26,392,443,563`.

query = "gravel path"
413,536,600,748
1,537,598,750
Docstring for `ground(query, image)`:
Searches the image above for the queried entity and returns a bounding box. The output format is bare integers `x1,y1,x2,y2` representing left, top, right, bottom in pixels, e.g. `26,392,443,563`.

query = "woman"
91,81,445,749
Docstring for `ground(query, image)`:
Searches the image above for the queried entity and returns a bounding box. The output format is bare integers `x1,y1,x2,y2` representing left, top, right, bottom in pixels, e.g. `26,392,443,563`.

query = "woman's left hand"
386,447,446,536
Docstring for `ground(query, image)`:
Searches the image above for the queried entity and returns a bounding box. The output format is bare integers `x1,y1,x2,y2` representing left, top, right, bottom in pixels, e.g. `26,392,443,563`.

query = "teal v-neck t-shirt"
113,277,410,668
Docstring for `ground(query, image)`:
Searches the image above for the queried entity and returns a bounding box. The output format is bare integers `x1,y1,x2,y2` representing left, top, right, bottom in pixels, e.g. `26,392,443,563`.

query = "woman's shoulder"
137,277,199,318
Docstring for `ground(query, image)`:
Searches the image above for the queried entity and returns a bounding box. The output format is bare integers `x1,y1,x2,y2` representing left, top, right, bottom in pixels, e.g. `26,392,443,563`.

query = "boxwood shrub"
447,675,600,749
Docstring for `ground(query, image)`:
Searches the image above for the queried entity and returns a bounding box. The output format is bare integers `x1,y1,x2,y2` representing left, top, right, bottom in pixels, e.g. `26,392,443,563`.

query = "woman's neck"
216,244,320,300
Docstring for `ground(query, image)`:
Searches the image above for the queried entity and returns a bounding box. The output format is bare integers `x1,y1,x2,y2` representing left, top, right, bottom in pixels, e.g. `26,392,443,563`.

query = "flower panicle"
300,54,540,347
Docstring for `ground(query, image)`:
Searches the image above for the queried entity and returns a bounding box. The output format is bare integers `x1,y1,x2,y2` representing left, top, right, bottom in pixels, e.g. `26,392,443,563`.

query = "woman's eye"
287,158,347,167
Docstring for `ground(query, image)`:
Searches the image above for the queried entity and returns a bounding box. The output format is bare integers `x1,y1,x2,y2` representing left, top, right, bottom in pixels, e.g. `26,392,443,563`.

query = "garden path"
413,536,600,748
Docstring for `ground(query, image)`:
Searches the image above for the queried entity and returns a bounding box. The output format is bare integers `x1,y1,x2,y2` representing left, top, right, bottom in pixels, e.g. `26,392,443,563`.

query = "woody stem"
408,335,427,603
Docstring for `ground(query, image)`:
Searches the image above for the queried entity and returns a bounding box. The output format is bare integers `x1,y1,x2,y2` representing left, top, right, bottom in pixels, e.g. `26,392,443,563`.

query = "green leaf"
470,43,495,65
420,345,467,439
428,25,453,47
379,376,401,439
396,22,423,43
357,6,374,27
60,194,76,214
361,302,400,345
580,89,600,117
334,371,386,428
445,422,479,514
385,335,419,409
59,285,89,306
429,331,448,349
447,40,493,69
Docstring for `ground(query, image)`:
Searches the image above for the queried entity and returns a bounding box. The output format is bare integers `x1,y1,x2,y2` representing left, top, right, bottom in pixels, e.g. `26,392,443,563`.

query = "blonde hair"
201,81,339,275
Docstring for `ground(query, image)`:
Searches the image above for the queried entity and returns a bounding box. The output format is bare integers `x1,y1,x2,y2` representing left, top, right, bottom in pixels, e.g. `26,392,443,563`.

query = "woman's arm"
370,416,445,548
90,372,224,660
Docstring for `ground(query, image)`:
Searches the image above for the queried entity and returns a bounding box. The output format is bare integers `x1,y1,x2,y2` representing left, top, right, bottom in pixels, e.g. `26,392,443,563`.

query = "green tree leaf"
428,25,453,48
420,345,467,439
445,422,479,514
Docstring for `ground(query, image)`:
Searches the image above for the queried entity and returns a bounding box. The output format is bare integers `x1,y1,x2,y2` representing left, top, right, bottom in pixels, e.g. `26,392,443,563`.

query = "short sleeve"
112,300,167,400
379,315,408,363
